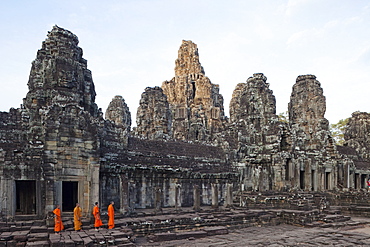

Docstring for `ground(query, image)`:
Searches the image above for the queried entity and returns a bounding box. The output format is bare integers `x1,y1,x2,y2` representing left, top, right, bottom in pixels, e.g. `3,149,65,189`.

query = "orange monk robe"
93,205,103,228
52,208,64,232
73,206,82,231
107,204,114,229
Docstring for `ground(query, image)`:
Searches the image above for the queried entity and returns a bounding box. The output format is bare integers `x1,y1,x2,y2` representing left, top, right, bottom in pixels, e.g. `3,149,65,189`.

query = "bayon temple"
1,25,370,223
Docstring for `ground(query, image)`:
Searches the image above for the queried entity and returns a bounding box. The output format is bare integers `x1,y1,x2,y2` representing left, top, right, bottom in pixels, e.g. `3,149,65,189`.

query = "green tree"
330,118,349,145
278,111,289,123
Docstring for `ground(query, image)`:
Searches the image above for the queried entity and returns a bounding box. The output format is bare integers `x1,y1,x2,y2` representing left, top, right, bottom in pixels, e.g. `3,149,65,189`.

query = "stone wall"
0,26,369,220
161,40,226,142
344,112,370,160
134,87,171,140
105,95,131,131
288,75,331,152
0,26,103,218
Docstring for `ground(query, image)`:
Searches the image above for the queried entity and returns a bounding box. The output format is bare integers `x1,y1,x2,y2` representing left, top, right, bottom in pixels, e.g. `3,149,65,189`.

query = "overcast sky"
1,0,369,126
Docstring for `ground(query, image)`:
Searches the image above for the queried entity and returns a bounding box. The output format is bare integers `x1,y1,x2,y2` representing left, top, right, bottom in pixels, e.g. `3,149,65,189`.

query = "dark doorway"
16,180,36,214
300,170,305,190
62,181,78,211
311,170,316,191
354,173,359,189
325,172,331,190
285,159,291,181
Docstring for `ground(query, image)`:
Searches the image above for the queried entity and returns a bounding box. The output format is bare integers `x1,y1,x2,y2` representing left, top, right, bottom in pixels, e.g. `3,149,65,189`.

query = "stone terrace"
104,137,235,174
2,193,370,246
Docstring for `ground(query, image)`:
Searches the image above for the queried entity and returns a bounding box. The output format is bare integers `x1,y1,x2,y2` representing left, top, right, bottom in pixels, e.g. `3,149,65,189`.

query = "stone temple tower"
20,25,101,216
288,75,332,152
162,40,226,142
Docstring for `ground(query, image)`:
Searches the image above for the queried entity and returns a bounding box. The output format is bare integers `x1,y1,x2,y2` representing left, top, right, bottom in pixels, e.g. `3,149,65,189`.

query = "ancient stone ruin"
161,40,226,142
0,25,370,245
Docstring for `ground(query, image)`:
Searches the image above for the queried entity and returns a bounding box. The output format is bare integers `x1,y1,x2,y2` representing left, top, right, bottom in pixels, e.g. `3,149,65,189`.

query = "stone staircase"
0,213,136,247
0,209,367,246
1,192,370,246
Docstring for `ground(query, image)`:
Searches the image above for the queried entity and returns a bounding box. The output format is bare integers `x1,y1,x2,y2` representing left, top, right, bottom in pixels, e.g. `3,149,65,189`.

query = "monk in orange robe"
93,202,103,230
53,205,64,234
73,203,82,231
107,201,115,229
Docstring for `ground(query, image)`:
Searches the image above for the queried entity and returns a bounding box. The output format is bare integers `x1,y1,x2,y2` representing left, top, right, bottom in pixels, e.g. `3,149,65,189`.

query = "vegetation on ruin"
330,118,349,145
278,111,289,123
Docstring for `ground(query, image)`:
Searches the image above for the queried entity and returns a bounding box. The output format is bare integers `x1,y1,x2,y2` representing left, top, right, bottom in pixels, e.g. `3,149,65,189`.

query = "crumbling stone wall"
344,112,370,160
289,75,331,152
287,75,339,191
229,73,282,159
99,137,237,212
0,26,370,220
105,95,131,131
0,25,103,218
134,87,172,140
104,95,131,147
162,40,226,142
228,73,286,191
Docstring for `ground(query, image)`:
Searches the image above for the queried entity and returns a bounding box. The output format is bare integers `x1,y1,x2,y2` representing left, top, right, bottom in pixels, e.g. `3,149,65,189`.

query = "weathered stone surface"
0,25,103,218
227,73,286,191
344,111,370,160
134,87,172,140
229,73,282,157
105,95,131,130
0,25,370,224
230,73,276,123
162,40,226,142
288,75,331,151
25,25,99,116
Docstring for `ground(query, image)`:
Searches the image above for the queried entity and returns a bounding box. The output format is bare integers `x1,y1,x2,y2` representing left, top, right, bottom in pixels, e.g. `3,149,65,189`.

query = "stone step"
322,214,351,223
0,226,137,246
147,226,229,242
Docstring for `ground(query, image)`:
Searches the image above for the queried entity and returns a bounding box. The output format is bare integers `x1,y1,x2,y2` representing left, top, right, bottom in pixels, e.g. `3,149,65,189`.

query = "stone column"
90,163,100,217
54,181,62,208
154,187,162,213
193,184,200,211
225,183,233,207
0,179,13,220
175,183,181,211
120,174,129,214
211,183,218,208
128,180,136,214
311,169,317,191
141,174,147,208
36,180,43,217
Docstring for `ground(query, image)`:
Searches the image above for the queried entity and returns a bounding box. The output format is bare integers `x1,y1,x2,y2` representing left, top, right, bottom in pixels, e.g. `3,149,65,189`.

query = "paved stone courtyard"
2,207,370,246
2,216,370,246
138,222,370,247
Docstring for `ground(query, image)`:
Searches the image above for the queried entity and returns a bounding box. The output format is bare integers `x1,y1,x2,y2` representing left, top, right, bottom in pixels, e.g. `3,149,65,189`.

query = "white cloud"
0,0,370,126
286,28,323,48
283,0,311,16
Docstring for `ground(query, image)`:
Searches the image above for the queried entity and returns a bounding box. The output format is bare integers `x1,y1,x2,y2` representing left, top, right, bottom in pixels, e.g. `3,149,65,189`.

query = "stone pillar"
82,180,90,217
211,183,218,208
311,169,317,191
141,174,147,208
193,185,200,211
91,163,100,216
54,181,62,208
175,183,181,211
36,180,43,217
225,183,233,207
45,179,55,216
0,179,14,220
120,174,129,214
128,180,136,214
346,164,351,189
154,187,162,213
